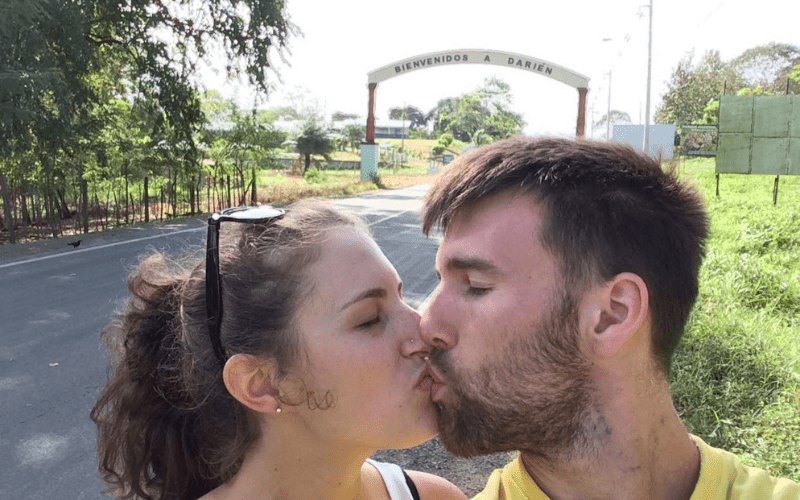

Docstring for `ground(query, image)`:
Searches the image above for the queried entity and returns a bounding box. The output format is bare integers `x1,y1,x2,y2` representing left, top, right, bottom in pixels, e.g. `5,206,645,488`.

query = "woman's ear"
580,272,649,359
223,353,283,414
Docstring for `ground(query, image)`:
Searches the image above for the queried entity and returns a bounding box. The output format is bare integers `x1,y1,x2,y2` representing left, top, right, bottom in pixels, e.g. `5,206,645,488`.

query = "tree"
389,106,427,129
594,110,632,138
431,133,458,156
1,0,293,238
295,120,333,173
655,50,739,126
341,124,365,152
430,78,524,142
730,43,800,94
791,63,800,84
331,111,360,122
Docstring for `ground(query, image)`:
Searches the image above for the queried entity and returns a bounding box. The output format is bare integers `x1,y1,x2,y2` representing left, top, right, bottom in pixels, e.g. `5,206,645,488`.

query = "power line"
695,0,732,27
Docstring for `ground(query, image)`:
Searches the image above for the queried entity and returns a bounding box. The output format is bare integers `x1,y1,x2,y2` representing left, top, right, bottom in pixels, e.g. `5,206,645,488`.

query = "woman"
90,199,466,500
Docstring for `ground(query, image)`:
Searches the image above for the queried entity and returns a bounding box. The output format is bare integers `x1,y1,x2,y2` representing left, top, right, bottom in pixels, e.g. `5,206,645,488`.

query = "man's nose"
418,286,458,350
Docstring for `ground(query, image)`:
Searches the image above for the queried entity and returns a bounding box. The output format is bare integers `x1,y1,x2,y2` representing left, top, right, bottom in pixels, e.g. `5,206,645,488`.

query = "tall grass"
670,158,800,479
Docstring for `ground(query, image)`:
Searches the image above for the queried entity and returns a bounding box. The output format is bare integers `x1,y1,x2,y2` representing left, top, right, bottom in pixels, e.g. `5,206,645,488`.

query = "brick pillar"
366,83,377,144
576,87,588,138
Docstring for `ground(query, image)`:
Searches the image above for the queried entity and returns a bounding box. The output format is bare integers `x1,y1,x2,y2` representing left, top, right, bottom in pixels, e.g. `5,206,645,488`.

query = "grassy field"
251,164,436,206
670,157,800,479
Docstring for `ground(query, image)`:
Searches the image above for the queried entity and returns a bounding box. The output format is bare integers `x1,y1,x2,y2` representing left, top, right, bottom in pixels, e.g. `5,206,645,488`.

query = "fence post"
144,176,149,222
81,177,89,233
251,168,257,205
0,171,15,243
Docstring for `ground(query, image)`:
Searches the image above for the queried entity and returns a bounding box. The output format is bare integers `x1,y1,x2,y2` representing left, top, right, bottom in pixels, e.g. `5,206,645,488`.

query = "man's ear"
580,272,649,359
223,353,283,414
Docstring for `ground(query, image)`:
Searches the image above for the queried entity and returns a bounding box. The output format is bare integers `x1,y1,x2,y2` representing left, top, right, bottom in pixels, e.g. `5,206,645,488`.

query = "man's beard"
429,290,607,461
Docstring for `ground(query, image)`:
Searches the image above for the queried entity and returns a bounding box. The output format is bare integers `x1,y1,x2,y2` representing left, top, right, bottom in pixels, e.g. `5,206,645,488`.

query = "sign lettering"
369,49,589,89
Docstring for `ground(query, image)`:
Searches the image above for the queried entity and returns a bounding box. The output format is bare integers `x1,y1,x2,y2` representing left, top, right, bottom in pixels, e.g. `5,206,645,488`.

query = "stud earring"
276,407,282,413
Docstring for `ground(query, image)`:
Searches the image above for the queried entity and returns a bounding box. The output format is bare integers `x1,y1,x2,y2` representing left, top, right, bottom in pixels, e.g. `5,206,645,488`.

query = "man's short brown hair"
422,137,709,374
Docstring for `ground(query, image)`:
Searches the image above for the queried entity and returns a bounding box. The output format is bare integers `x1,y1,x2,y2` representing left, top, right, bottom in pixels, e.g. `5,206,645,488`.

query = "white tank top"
366,459,418,500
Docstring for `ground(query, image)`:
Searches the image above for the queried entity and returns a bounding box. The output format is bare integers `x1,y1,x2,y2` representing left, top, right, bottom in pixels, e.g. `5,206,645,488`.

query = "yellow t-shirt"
472,435,800,500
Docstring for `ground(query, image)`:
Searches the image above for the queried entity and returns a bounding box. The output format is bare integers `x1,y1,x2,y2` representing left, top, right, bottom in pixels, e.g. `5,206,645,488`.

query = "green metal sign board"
751,137,787,174
716,94,798,204
754,97,790,137
717,95,797,176
719,95,753,134
790,138,800,175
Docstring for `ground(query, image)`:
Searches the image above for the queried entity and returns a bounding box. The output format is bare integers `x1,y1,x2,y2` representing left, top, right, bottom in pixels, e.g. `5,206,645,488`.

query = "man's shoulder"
471,455,550,500
690,435,800,500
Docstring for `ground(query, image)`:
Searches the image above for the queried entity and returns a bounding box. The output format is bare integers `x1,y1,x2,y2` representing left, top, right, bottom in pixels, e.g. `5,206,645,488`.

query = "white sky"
205,0,800,137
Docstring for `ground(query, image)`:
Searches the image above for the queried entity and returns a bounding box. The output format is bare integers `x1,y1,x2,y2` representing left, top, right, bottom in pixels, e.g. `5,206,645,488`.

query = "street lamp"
642,0,653,155
601,38,614,141
607,70,612,140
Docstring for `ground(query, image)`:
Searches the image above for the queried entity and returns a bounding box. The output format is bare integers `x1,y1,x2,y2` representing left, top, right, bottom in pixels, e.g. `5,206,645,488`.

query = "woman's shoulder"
406,470,468,500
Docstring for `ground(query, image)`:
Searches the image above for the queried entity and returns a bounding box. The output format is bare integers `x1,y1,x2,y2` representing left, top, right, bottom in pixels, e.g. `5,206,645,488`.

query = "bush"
370,172,387,189
303,166,327,184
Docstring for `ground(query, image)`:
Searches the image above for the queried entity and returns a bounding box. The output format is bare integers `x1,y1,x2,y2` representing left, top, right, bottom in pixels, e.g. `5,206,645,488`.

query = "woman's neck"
203,423,380,500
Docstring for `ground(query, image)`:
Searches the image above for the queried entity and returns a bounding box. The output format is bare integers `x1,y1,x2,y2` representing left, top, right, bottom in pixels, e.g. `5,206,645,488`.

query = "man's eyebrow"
339,288,386,312
445,256,501,274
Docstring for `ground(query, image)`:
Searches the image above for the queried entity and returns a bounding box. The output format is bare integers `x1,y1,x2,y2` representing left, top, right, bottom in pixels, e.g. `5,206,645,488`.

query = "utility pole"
400,103,406,168
643,0,653,155
607,70,612,140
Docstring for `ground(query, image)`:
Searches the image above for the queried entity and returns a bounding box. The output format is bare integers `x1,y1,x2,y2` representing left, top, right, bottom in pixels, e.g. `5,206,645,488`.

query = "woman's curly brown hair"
90,200,365,500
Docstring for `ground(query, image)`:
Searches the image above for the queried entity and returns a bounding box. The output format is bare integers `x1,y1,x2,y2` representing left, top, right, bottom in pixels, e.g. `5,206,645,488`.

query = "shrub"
303,166,327,184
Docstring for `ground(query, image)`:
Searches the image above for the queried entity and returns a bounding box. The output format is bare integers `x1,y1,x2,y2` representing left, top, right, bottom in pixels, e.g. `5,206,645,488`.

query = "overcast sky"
204,0,800,137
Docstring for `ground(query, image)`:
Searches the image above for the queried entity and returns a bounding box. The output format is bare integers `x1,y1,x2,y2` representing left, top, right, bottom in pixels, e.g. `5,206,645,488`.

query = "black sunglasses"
206,206,286,366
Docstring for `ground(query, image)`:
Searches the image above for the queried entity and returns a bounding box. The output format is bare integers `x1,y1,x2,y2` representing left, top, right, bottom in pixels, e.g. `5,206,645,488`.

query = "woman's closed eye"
356,315,381,330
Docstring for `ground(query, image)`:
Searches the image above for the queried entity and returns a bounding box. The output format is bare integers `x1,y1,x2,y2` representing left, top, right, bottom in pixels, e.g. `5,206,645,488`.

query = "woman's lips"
424,360,447,401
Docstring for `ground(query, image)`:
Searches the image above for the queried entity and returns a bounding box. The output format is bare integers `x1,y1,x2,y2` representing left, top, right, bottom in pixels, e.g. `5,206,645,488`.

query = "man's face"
420,192,599,460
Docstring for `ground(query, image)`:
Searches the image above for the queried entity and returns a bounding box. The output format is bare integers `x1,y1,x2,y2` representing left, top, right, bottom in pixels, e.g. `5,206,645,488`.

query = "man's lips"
424,359,447,401
414,365,434,392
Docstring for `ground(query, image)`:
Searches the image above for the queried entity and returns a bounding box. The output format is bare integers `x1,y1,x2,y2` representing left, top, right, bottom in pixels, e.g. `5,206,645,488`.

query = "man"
419,137,799,500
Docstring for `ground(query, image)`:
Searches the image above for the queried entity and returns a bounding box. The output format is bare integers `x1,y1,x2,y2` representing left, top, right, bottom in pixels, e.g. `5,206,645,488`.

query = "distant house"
375,119,409,139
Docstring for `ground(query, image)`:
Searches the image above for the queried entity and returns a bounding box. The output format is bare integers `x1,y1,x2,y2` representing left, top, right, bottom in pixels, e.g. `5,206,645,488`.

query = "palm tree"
295,120,334,173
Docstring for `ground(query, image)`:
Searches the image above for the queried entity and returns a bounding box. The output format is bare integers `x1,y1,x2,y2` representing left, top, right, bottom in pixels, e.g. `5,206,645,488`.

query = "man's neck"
519,382,701,500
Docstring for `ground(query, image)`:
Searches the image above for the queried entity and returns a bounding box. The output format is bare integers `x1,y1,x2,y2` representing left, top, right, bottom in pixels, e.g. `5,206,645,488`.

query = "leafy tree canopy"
730,42,800,94
594,110,632,138
340,124,365,151
655,50,738,126
331,111,360,122
429,77,525,142
656,43,799,126
388,106,427,129
1,0,294,157
295,119,333,172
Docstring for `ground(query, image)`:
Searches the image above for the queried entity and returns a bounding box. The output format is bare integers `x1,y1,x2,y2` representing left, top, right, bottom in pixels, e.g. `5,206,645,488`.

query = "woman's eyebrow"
339,288,386,312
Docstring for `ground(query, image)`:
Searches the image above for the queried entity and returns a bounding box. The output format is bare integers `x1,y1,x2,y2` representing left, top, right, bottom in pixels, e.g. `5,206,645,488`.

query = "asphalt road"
2,184,507,500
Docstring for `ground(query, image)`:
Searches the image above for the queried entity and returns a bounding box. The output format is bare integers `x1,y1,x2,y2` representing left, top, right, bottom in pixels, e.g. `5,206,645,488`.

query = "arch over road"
363,49,590,143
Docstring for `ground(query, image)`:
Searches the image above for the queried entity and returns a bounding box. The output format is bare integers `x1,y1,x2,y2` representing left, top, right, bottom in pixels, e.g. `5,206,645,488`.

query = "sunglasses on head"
206,206,286,366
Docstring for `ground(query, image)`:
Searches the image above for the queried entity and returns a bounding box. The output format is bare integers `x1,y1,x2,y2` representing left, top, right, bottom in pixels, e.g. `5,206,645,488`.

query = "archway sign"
360,49,590,180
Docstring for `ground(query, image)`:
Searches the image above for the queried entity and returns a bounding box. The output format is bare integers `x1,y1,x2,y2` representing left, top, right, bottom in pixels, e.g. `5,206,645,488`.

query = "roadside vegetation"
0,159,435,244
671,157,800,480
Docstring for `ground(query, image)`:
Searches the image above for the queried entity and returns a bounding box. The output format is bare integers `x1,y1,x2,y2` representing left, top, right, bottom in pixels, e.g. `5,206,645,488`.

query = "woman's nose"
399,303,429,358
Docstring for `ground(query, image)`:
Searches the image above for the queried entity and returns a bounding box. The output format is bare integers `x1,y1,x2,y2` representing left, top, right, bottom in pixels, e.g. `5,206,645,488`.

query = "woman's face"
287,226,437,450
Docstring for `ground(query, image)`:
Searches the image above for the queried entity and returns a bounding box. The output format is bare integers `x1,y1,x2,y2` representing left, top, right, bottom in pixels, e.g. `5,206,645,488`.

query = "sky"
203,0,800,137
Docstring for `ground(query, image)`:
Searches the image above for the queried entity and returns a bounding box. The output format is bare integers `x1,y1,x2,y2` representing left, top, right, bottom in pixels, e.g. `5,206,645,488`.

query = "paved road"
0,185,444,500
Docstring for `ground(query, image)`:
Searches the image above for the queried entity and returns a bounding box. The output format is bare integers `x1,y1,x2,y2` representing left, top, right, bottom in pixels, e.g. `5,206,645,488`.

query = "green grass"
670,157,800,480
